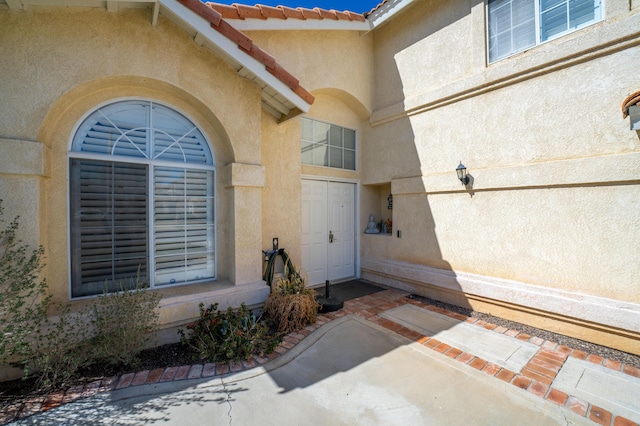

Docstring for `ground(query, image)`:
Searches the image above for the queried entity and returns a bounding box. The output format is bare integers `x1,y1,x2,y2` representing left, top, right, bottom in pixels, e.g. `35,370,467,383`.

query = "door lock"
329,230,334,243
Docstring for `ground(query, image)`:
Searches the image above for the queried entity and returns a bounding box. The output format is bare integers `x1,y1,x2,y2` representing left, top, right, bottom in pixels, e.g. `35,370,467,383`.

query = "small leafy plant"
179,303,281,363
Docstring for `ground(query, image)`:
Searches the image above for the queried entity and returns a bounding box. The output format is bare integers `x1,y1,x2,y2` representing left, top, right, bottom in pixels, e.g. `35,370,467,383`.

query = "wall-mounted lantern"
628,106,640,130
456,162,469,185
622,90,640,130
387,194,393,209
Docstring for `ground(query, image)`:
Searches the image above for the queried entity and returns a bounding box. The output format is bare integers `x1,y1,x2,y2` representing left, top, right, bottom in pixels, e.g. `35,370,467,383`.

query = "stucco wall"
0,7,266,309
365,0,640,351
248,28,372,285
261,92,368,281
245,29,373,114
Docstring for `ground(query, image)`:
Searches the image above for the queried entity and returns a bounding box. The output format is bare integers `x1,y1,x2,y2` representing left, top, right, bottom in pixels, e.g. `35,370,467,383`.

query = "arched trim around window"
69,100,216,298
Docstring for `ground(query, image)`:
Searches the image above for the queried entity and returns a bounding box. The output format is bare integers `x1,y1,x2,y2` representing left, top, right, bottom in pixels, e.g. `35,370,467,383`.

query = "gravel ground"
408,294,640,369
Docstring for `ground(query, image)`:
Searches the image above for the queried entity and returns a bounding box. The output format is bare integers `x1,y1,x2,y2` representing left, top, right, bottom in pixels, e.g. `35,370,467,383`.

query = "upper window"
487,0,602,63
69,100,215,297
301,118,356,171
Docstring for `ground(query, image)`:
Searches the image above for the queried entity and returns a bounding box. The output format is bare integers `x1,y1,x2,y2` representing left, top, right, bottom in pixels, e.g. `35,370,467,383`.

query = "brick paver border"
1,288,638,425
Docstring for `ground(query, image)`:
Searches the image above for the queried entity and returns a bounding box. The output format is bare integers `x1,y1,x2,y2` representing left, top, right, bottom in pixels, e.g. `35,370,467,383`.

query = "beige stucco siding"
0,8,266,307
1,0,638,357
364,0,640,350
367,186,640,301
1,8,258,161
0,7,374,323
251,28,372,278
373,0,482,110
245,29,374,115
261,92,367,276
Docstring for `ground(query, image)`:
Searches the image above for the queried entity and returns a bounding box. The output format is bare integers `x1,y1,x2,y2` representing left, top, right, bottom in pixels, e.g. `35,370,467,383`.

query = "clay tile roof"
178,0,314,106
278,5,305,19
315,7,339,20
345,11,366,21
622,90,640,118
257,4,287,19
298,7,323,19
364,0,388,16
183,0,223,25
245,43,277,70
205,2,366,22
235,3,267,19
333,10,350,20
211,2,242,19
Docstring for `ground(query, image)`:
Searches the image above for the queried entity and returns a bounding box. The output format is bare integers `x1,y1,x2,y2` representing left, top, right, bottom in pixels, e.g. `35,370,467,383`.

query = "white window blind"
153,167,214,286
487,0,602,62
70,100,215,297
70,160,149,297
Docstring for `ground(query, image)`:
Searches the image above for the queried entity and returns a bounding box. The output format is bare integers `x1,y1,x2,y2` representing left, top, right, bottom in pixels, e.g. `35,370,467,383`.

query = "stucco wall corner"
392,176,430,194
0,139,48,177
224,162,266,188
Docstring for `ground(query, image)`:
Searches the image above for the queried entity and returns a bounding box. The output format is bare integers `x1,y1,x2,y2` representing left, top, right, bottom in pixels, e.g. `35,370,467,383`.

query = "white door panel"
328,183,355,281
301,180,327,285
301,179,356,286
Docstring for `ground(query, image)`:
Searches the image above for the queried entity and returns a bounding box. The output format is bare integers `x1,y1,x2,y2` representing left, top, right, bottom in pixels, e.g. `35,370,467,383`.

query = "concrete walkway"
7,289,640,425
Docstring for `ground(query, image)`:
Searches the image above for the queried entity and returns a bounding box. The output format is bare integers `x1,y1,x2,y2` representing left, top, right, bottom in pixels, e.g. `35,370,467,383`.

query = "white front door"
301,180,356,286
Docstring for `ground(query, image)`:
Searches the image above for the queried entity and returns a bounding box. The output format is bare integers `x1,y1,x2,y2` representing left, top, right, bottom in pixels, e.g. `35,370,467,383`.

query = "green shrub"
28,304,91,388
18,279,160,389
0,201,51,367
27,279,161,389
0,200,162,389
179,303,281,363
88,277,161,367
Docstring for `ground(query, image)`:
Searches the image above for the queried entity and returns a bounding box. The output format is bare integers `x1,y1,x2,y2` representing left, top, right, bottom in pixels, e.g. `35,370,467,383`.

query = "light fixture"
628,106,640,130
456,162,469,185
622,90,640,130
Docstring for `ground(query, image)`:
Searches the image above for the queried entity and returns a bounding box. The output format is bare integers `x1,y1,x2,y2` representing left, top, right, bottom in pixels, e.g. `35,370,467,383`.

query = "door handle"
329,230,334,243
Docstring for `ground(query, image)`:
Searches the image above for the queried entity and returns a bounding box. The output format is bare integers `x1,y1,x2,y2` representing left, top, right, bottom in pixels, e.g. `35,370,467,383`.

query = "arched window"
69,100,215,297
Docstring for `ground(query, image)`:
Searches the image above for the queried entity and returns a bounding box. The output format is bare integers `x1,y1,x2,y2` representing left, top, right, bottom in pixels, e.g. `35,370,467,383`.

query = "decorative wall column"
225,162,266,286
0,138,49,251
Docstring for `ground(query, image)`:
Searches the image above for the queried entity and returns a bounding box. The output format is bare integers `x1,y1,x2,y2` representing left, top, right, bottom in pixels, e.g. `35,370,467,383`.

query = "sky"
213,0,382,14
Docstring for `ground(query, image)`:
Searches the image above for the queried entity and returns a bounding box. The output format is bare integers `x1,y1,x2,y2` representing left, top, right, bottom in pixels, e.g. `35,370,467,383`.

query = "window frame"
300,117,357,171
67,98,217,299
486,0,604,64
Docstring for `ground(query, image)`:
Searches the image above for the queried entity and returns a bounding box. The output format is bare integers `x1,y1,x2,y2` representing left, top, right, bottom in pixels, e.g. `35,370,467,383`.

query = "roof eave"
224,18,371,32
4,0,312,121
367,0,420,29
160,0,312,122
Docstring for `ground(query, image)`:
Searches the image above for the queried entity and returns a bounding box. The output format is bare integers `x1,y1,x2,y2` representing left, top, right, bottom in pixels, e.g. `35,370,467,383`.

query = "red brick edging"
2,288,638,426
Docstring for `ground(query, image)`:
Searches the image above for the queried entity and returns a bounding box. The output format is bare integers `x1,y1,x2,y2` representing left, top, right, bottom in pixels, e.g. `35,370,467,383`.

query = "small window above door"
301,118,356,171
